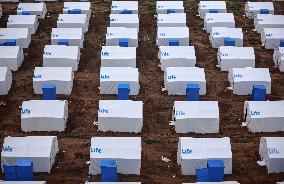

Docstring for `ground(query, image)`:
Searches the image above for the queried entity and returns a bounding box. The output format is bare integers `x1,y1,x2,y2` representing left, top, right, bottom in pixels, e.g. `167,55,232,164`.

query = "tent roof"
199,1,226,9
111,1,138,10
166,67,205,82
211,27,243,39
109,14,139,24
230,68,270,82
33,67,73,81
8,15,37,24
18,3,45,11
219,46,255,59
184,182,239,184
159,46,195,59
106,27,138,39
262,28,284,39
44,45,79,59
156,1,184,9
205,13,234,23
100,67,138,82
246,2,274,11
51,28,83,39
0,182,46,184
157,27,189,38
261,137,284,158
0,46,20,58
58,14,87,23
256,15,284,25
158,13,186,23
0,28,29,39
63,2,91,10
101,46,136,59
245,101,284,119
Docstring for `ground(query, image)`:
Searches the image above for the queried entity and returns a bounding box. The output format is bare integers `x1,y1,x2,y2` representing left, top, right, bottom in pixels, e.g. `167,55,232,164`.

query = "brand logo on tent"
158,18,164,22
221,53,229,57
112,5,118,9
2,146,12,152
157,6,164,9
213,32,220,36
202,5,206,8
33,74,42,79
160,33,166,37
265,33,272,37
99,109,108,113
268,148,279,154
250,111,260,116
233,74,242,78
181,149,192,154
100,74,110,79
257,19,263,22
161,51,169,56
90,147,102,153
207,18,213,21
52,34,59,38
106,33,114,36
0,34,5,37
58,18,64,22
21,109,31,114
101,52,110,56
167,75,176,80
175,110,185,116
110,18,116,22
44,52,52,56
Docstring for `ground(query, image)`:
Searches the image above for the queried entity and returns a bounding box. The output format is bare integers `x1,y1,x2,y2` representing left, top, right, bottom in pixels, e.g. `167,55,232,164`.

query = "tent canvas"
261,28,284,49
0,0,18,2
100,67,139,95
101,46,136,68
173,101,219,133
164,67,206,95
157,13,186,27
254,15,284,33
109,14,139,32
217,46,255,71
245,2,274,19
157,27,189,46
33,67,74,95
259,137,284,173
273,47,284,72
156,1,184,14
1,136,59,173
106,27,138,47
228,67,271,95
63,2,91,19
88,183,141,184
243,101,284,133
210,27,243,48
204,13,235,33
7,15,39,34
0,5,2,18
177,137,232,175
0,28,31,48
184,182,239,184
0,46,24,71
51,28,84,48
21,100,68,132
57,14,89,33
98,100,143,133
89,137,141,175
198,1,227,19
158,46,196,71
43,45,80,71
0,182,47,184
17,3,47,19
0,67,12,95
111,1,138,14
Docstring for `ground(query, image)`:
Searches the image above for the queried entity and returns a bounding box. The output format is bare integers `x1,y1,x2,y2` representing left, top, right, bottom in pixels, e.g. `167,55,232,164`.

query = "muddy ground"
0,0,284,183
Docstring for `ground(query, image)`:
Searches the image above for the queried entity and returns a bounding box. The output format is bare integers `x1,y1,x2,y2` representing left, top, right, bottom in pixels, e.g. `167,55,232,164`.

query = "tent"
57,14,89,33
254,15,284,33
17,3,47,19
158,46,196,71
106,27,138,47
184,182,239,184
173,101,219,133
261,28,284,49
63,2,91,19
157,13,186,27
259,137,284,173
204,13,235,33
51,28,84,48
0,67,12,95
7,15,39,35
109,14,139,32
1,136,58,173
228,67,271,95
164,67,206,95
0,28,31,48
98,100,143,133
243,101,284,132
210,27,243,48
111,1,138,14
177,137,232,175
89,137,141,175
43,45,80,71
156,1,184,14
101,46,136,67
33,67,74,95
21,100,68,132
273,47,284,72
245,2,274,19
0,5,2,18
100,67,139,95
217,46,255,71
0,182,46,184
156,27,189,46
0,46,24,71
198,1,227,19
87,183,140,184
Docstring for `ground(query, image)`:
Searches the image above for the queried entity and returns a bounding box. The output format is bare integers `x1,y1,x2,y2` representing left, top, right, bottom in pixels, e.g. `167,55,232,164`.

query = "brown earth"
0,0,284,184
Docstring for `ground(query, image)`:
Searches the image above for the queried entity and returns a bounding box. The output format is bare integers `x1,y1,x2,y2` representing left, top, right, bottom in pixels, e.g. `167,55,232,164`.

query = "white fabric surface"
63,2,91,18
273,47,284,72
245,2,274,19
204,13,235,33
51,28,84,48
106,27,138,47
0,182,46,184
17,3,47,19
111,1,138,14
101,46,136,67
57,14,89,33
0,67,12,95
157,13,186,27
184,182,239,184
0,46,24,71
109,14,139,32
157,27,189,46
198,1,227,19
209,27,243,48
0,28,31,48
156,1,184,14
261,28,284,49
254,14,284,33
7,15,39,34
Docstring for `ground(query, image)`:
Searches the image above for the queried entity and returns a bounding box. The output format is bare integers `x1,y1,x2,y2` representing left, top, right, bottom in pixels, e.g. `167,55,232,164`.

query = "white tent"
0,182,46,184
0,28,31,48
17,3,47,19
173,101,219,133
43,45,80,71
158,46,196,71
157,13,186,27
101,46,136,68
184,182,239,184
157,27,189,46
33,67,74,95
177,137,232,175
217,46,255,71
0,67,12,95
245,2,274,19
156,1,184,14
87,183,140,184
0,46,24,71
261,28,284,49
21,100,68,132
106,27,138,47
198,1,227,19
164,67,206,95
89,137,141,175
210,27,243,48
254,14,284,33
98,100,143,133
273,47,284,72
57,14,89,33
0,0,18,2
204,13,235,33
1,136,58,173
243,101,284,132
228,67,271,95
259,137,284,173
111,1,138,14
63,2,91,19
51,28,84,48
100,67,139,95
109,14,139,32
7,15,39,35
0,5,2,18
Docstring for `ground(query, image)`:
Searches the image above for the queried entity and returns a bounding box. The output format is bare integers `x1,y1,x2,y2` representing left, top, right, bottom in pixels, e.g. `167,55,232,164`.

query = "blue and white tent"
17,3,47,19
245,2,274,19
7,15,39,35
0,46,24,71
156,1,184,14
111,1,138,14
0,67,12,95
198,1,227,19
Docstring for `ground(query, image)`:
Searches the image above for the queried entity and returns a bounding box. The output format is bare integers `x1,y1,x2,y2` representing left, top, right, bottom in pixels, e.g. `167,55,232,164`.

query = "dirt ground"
0,0,284,183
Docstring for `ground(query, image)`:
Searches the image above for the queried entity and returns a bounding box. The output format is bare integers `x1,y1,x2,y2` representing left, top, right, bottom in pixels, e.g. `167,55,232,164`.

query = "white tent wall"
0,46,24,71
173,101,219,133
0,182,47,184
89,137,141,175
21,100,68,132
17,3,47,19
63,2,91,20
156,1,184,14
98,100,143,133
261,28,284,49
198,1,227,19
7,15,39,35
43,45,80,71
33,67,74,95
109,14,139,32
204,13,235,33
157,13,187,27
273,47,284,72
0,5,2,18
209,27,243,48
217,46,255,71
0,67,12,95
157,27,189,46
254,15,284,33
88,183,141,184
51,28,84,48
184,182,240,184
0,28,31,48
106,27,138,47
111,1,138,14
245,2,274,19
0,0,18,2
243,101,284,133
57,14,89,33
1,136,59,173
